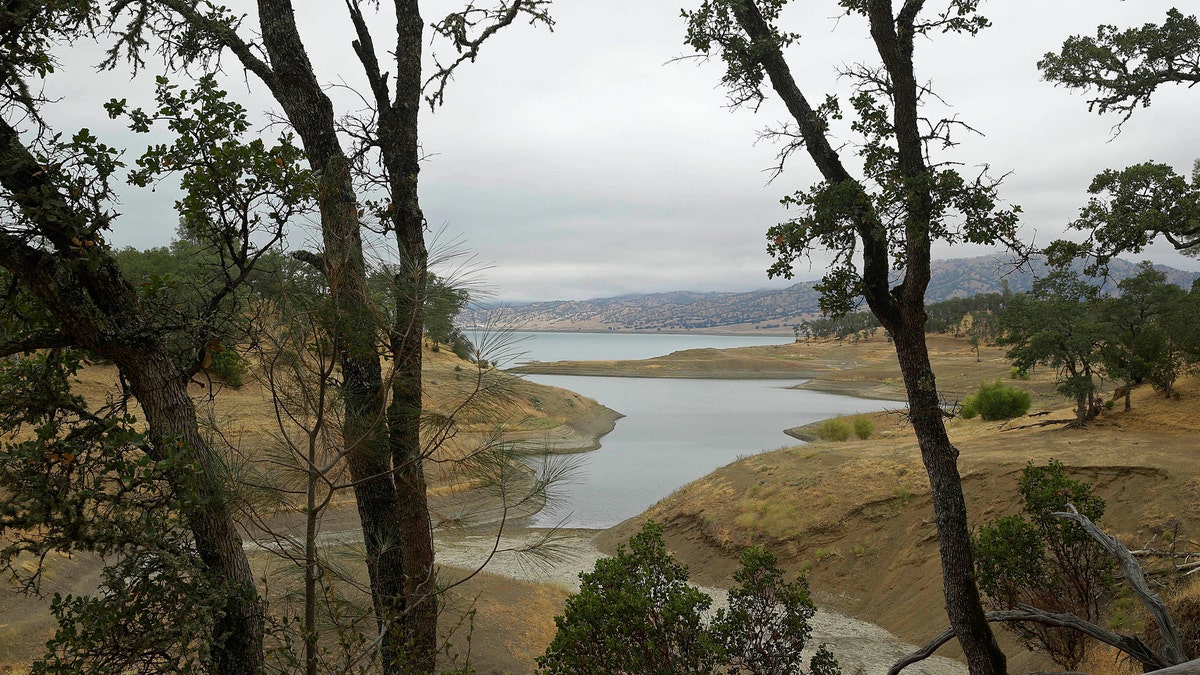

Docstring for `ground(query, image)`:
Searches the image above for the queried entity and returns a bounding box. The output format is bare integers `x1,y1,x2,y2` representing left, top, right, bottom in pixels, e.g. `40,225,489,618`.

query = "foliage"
207,346,248,387
0,350,229,673
974,460,1117,669
1097,263,1189,407
814,417,851,442
712,547,839,675
960,381,1032,421
1041,8,1200,268
538,522,838,675
1039,8,1200,124
851,415,873,440
537,521,719,675
1047,161,1200,270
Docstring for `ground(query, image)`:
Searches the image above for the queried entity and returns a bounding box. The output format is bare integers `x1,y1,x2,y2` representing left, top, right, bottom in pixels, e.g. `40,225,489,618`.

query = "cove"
519,370,895,529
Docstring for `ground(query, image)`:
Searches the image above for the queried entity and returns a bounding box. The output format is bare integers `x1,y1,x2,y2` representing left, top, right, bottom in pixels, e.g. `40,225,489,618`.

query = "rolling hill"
463,254,1200,333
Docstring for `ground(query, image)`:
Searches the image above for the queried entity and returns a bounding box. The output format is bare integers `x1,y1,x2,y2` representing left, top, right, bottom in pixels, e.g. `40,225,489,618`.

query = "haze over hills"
463,254,1200,333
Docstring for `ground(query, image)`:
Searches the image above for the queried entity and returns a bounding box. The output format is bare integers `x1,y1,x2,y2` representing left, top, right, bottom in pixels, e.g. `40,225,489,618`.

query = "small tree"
974,460,1117,670
1098,263,1186,409
713,547,839,675
538,522,838,675
999,270,1104,425
538,522,718,675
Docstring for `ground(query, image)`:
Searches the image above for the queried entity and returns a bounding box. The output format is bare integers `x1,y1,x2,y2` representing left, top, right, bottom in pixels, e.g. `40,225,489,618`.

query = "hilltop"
464,255,1199,333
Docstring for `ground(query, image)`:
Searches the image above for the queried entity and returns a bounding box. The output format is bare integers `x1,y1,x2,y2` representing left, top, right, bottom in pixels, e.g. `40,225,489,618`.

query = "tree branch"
1055,504,1189,665
0,330,74,357
889,605,1169,675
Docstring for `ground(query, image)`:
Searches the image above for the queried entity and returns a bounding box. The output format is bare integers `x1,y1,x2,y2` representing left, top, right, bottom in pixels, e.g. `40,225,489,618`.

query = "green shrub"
538,522,839,675
815,418,852,442
1010,366,1031,380
537,522,717,674
965,380,1031,421
851,415,874,440
960,397,979,419
208,348,248,387
973,460,1115,669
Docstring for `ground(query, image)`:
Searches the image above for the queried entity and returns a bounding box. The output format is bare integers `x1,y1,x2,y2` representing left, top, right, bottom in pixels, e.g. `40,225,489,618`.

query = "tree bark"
724,2,1008,672
379,2,439,669
240,2,434,670
893,320,1008,674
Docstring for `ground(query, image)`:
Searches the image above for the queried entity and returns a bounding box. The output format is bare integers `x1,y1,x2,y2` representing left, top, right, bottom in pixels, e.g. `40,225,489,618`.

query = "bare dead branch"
889,605,1168,675
1055,504,1188,665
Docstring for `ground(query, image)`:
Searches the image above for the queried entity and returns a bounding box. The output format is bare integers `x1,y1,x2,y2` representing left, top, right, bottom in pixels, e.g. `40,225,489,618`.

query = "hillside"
464,255,1200,333
593,345,1200,673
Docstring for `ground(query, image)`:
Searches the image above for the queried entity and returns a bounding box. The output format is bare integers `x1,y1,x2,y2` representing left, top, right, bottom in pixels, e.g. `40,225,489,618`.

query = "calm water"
480,330,789,366
506,333,893,529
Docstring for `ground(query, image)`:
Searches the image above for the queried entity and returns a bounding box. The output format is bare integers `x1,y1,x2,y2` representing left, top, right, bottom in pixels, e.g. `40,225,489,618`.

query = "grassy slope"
595,337,1200,672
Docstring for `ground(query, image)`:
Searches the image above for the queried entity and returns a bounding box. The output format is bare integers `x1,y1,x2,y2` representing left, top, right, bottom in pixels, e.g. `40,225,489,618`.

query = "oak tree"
684,2,1017,672
0,28,310,675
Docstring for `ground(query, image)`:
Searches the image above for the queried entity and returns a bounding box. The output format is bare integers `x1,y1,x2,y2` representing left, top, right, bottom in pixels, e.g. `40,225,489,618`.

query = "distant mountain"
462,254,1200,333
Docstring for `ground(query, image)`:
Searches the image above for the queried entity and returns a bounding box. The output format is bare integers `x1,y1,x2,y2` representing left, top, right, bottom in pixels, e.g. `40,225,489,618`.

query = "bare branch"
423,0,554,109
889,605,1169,675
1055,504,1189,665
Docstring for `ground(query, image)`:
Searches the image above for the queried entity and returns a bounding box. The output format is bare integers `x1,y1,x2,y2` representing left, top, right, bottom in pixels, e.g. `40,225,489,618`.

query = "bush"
538,522,717,674
1010,366,1031,380
960,398,979,419
538,522,839,675
208,347,248,387
814,418,851,442
963,380,1031,421
973,460,1116,669
851,415,874,440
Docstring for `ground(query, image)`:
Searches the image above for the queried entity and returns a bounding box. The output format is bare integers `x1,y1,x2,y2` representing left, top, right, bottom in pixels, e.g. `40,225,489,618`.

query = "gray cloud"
32,1,1200,302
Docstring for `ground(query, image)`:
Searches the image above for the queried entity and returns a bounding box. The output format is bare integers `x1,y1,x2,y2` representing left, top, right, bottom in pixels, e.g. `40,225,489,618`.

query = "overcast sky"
42,1,1200,302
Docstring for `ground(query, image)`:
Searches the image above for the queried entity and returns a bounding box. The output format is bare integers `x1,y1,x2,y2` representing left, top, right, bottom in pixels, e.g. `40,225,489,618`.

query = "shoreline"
505,402,623,455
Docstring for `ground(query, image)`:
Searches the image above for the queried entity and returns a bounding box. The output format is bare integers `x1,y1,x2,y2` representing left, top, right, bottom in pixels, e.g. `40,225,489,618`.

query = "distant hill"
462,254,1200,333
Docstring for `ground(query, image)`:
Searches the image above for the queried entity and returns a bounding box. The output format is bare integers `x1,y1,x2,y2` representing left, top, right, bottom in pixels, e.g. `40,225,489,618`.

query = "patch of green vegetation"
812,547,841,562
815,418,852,442
961,380,1032,421
851,415,874,440
209,347,248,387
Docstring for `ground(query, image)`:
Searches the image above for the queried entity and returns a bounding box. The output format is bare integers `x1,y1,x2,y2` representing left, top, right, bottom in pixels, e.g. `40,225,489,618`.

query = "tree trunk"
380,3,439,668
892,321,1008,675
252,4,422,671
0,116,265,675
119,349,266,675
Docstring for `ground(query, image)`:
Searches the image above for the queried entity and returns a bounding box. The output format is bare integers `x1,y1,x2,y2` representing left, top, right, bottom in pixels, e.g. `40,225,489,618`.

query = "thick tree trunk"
892,321,1008,675
118,349,266,675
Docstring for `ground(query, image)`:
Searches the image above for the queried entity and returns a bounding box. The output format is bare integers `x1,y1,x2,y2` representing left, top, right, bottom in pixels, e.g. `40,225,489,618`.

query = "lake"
505,333,895,529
